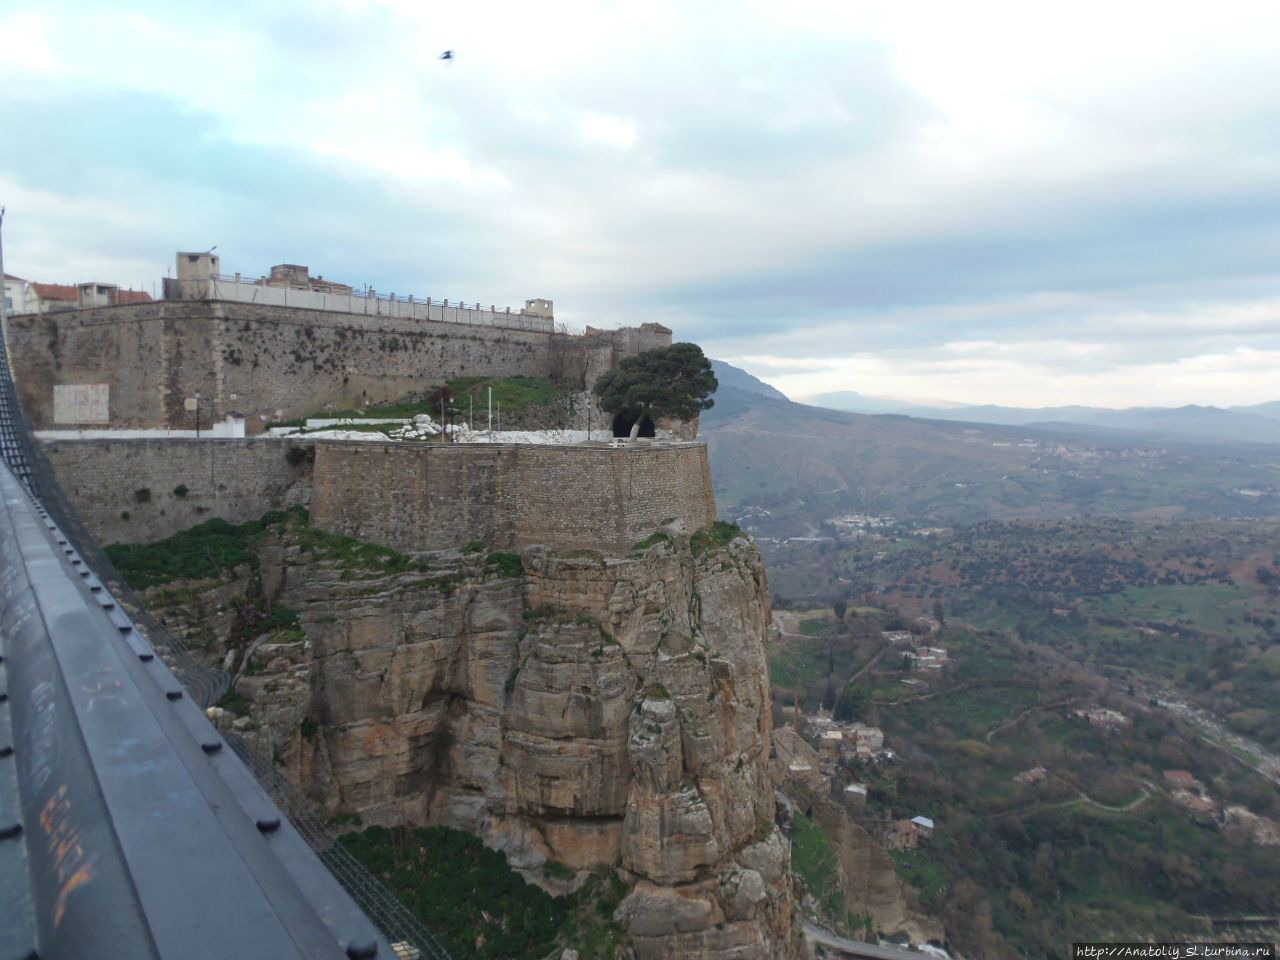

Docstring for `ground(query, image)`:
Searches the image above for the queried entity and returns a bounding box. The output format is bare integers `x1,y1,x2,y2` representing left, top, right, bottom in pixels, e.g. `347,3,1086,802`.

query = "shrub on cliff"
340,825,629,959
690,520,744,556
487,552,524,577
106,517,255,588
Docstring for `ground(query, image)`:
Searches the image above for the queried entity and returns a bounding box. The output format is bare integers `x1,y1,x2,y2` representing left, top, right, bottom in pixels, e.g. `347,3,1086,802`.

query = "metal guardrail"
210,274,519,314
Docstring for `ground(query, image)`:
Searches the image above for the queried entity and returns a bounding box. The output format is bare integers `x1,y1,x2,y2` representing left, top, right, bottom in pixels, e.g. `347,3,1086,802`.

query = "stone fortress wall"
311,440,717,555
43,437,718,555
8,299,672,435
19,292,700,555
42,439,314,545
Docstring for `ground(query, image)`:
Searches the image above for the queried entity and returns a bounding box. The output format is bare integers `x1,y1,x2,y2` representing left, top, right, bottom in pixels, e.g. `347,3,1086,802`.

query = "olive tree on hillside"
592,342,717,440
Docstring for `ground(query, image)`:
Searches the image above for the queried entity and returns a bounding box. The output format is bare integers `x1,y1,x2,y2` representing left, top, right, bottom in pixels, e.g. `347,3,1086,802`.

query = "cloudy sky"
5,0,1280,409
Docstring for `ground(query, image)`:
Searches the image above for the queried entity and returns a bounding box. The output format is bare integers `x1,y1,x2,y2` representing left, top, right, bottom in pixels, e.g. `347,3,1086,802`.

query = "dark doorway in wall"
611,412,654,438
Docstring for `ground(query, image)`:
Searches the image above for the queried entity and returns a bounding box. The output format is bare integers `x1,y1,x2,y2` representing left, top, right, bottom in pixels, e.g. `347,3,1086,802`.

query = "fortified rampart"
42,438,717,556
42,438,312,545
311,441,717,555
8,300,672,435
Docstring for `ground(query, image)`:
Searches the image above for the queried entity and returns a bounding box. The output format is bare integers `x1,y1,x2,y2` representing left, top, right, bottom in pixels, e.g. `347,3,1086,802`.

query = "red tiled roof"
31,282,78,301
114,289,153,304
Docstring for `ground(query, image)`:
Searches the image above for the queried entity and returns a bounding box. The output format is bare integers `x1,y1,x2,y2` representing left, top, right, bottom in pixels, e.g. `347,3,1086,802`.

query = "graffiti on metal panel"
40,784,97,926
82,667,124,711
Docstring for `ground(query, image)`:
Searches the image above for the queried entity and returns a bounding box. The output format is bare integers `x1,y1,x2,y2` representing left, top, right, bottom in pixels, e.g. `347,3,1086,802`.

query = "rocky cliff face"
158,523,801,959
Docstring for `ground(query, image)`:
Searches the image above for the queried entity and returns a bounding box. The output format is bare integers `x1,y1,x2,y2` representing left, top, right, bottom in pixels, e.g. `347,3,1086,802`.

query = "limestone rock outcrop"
173,525,801,960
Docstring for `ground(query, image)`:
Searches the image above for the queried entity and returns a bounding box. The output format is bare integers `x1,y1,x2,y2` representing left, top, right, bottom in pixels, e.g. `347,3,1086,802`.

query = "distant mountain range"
797,390,1280,446
703,360,1280,531
710,359,789,402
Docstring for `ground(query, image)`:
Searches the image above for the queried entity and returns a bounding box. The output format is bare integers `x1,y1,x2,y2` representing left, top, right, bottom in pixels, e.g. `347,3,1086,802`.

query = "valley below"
698,375,1280,959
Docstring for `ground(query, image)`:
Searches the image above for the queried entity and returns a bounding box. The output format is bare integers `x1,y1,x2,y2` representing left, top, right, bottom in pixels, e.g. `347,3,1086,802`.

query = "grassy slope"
316,375,572,428
341,825,629,960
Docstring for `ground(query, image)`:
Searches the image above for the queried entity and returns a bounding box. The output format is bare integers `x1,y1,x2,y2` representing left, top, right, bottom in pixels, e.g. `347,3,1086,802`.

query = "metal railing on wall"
213,274,497,311
205,274,551,329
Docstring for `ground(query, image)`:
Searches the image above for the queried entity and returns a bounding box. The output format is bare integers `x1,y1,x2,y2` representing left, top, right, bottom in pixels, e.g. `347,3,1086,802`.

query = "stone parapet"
311,440,716,556
42,437,716,556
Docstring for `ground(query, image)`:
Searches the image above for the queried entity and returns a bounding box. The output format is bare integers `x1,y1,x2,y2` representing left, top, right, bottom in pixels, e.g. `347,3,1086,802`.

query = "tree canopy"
591,342,717,440
833,681,869,723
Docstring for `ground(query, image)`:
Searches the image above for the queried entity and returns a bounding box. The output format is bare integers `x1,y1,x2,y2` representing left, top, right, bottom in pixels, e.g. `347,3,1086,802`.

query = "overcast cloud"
4,0,1280,408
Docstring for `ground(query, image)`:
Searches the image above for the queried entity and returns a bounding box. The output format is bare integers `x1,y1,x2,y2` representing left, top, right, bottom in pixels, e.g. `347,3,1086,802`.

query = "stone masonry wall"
312,441,717,555
10,301,561,434
43,439,312,545
9,302,673,437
